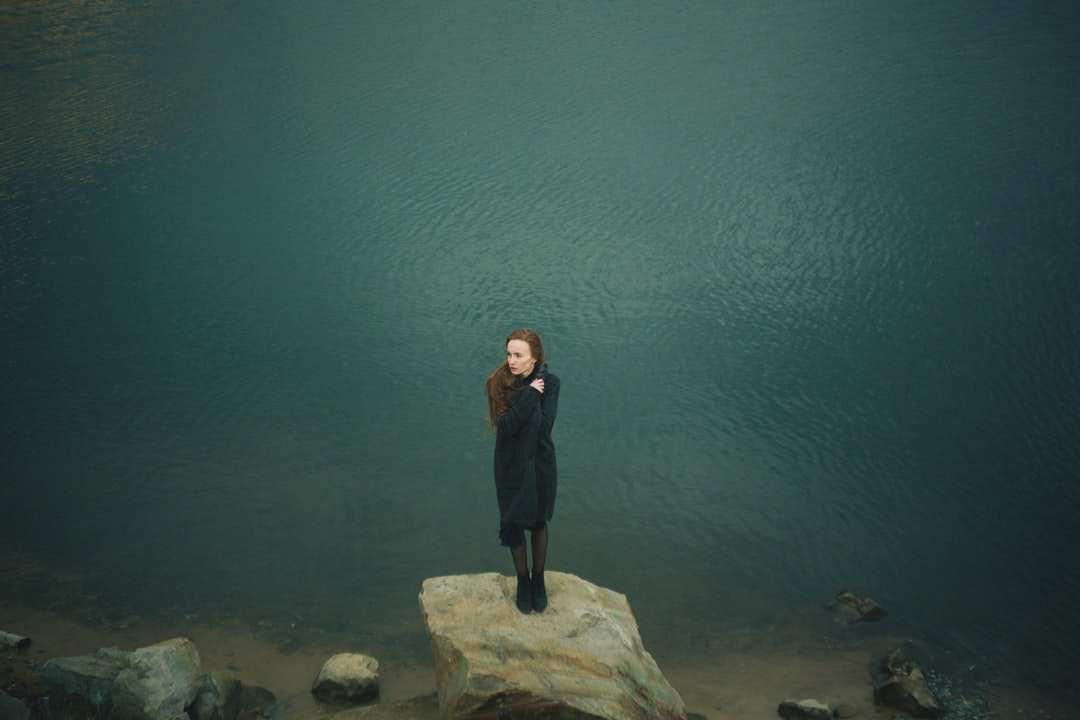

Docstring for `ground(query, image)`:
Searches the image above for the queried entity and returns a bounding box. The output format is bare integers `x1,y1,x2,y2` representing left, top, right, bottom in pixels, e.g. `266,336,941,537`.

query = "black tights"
510,523,548,577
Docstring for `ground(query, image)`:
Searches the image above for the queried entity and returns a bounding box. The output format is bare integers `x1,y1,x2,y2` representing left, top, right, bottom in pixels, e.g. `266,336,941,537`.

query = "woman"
485,328,560,613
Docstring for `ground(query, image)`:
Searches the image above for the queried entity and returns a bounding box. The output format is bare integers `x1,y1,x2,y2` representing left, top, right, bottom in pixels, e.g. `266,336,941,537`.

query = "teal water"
3,0,1079,700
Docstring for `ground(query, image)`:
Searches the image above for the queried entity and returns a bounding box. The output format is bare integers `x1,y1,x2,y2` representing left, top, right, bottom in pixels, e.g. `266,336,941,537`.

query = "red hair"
485,328,546,431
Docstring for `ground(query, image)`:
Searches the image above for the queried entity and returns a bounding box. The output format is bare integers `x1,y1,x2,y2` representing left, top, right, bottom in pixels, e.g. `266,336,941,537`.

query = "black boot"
531,570,547,612
515,573,533,613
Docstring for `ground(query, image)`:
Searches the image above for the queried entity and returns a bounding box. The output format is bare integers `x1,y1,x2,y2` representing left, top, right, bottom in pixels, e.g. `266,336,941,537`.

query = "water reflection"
1,0,164,186
1,0,173,325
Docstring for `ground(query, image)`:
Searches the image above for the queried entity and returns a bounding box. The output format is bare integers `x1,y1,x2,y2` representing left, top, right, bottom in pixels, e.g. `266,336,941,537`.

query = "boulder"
873,649,944,718
191,672,241,720
110,638,202,720
777,698,832,720
418,572,687,720
0,689,31,720
40,646,132,710
311,653,380,705
825,589,887,623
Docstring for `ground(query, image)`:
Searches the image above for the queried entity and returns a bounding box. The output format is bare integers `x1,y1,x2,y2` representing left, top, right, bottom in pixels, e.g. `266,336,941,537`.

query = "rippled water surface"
3,0,1079,698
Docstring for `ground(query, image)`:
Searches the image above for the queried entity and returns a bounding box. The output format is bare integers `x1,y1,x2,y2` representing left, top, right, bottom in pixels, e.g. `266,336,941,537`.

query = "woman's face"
506,339,537,378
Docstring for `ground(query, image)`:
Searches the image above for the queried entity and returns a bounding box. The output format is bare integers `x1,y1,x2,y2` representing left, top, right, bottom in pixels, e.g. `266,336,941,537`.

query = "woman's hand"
530,378,545,393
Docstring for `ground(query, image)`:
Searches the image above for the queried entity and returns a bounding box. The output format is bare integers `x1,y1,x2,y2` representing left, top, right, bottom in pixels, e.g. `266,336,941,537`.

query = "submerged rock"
312,653,380,705
418,572,687,720
825,589,887,623
777,698,832,720
873,649,944,718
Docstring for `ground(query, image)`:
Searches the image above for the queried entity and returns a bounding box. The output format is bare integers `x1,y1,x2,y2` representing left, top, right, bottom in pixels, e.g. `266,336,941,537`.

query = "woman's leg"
530,523,548,574
511,542,532,613
510,541,529,577
530,523,549,612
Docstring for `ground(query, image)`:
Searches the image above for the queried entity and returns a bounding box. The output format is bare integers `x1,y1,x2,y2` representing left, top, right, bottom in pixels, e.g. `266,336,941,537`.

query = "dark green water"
3,0,1079,700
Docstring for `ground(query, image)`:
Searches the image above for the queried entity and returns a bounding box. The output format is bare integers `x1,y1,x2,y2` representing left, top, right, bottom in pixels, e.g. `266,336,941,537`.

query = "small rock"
238,685,276,719
826,589,887,623
312,653,380,705
857,598,887,621
0,631,31,650
873,649,944,718
0,689,31,720
191,671,242,720
778,698,833,720
834,701,860,718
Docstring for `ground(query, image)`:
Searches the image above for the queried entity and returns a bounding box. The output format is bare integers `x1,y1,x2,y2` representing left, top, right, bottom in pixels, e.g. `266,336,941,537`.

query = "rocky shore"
0,576,1064,720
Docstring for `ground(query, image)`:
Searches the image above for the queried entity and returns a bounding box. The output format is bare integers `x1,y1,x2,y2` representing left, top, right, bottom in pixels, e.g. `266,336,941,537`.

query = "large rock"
110,638,202,720
40,647,132,711
418,572,687,720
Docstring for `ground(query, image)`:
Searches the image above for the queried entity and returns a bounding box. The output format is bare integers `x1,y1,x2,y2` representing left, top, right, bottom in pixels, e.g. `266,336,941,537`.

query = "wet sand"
0,552,1072,720
0,602,434,719
2,600,877,719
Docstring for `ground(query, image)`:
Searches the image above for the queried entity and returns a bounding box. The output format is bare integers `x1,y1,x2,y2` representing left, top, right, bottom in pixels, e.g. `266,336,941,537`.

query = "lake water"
3,0,1079,710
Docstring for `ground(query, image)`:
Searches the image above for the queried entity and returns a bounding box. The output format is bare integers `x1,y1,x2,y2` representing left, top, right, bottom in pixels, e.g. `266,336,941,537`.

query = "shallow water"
3,0,1079,703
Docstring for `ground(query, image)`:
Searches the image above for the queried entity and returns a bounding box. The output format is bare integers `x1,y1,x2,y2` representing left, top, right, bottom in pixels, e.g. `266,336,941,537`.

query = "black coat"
493,365,560,531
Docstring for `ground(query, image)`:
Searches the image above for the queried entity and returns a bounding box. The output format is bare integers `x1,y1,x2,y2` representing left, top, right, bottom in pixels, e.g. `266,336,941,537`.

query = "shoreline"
0,600,438,719
1,553,1072,720
2,592,1073,720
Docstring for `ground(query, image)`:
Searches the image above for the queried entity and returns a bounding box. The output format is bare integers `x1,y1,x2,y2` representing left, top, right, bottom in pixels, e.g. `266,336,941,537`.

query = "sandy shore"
2,599,875,719
5,598,1070,720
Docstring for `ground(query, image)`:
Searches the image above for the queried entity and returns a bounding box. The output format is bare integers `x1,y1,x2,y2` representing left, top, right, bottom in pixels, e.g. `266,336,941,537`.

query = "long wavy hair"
485,328,546,432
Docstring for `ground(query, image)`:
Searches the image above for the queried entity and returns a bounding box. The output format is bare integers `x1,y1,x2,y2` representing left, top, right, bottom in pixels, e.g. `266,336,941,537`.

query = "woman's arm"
496,386,541,433
539,374,560,432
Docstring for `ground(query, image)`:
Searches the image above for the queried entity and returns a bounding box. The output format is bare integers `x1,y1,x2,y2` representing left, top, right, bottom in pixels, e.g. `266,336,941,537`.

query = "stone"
834,702,860,718
110,638,202,720
237,685,276,719
857,598,887,622
0,689,31,720
873,649,944,718
191,672,241,720
40,646,132,710
825,589,887,623
777,698,833,720
311,653,380,705
418,572,687,720
0,631,31,650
